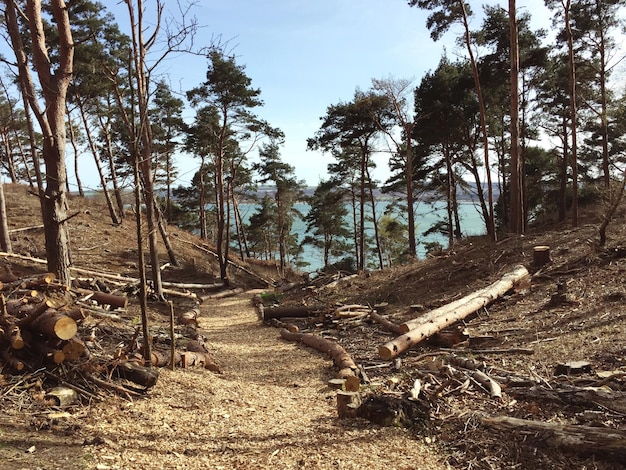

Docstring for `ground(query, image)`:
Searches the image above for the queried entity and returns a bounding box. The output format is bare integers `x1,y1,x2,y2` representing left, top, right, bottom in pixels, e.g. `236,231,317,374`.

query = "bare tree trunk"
460,0,495,240
508,0,523,234
65,107,84,197
565,0,579,227
5,0,75,286
0,179,12,252
76,98,121,224
98,112,126,219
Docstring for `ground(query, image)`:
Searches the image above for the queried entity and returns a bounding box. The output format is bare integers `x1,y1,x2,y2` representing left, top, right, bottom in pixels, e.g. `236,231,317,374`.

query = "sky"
85,0,552,190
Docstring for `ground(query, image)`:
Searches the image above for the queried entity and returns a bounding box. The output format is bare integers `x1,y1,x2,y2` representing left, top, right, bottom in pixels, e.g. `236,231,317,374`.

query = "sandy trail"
80,293,446,469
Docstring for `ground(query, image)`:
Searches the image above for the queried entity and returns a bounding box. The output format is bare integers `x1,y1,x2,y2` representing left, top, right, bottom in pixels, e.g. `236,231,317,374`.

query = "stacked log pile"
0,269,220,401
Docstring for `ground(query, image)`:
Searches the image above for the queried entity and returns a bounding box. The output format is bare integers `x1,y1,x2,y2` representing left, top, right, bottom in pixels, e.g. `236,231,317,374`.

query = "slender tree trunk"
76,98,121,224
460,0,495,239
65,107,84,197
98,114,125,219
365,165,384,270
565,0,578,227
0,179,12,252
508,0,523,234
597,0,610,188
199,157,207,239
358,147,367,271
405,125,416,258
559,117,569,222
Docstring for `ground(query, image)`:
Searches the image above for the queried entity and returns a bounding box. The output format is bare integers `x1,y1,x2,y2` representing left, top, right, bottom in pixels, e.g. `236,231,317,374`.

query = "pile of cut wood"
0,267,219,402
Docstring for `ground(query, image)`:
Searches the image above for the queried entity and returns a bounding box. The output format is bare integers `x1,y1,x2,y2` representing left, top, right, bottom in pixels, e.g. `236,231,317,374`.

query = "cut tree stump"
379,265,530,360
533,245,551,267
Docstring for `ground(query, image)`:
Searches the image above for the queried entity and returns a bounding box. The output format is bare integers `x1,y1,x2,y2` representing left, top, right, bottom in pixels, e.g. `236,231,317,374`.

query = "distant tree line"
1,0,626,290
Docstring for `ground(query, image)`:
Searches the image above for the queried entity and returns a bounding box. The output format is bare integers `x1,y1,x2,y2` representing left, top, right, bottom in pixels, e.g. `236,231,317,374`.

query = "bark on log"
147,349,221,372
399,265,529,334
337,391,361,418
177,308,199,327
61,338,86,361
369,311,404,334
379,265,529,360
114,360,159,388
199,288,244,301
279,328,359,380
73,288,128,309
262,305,324,320
481,415,626,460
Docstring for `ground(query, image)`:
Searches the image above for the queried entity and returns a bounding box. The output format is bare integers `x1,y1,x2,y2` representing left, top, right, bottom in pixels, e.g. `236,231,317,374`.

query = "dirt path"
4,293,448,470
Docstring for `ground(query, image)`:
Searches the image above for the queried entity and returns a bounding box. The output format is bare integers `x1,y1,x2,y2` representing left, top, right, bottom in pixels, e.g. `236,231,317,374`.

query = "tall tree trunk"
65,107,84,197
98,114,125,219
460,0,495,240
559,117,569,222
565,0,578,227
76,98,121,224
0,179,11,252
508,0,523,234
5,0,75,286
365,165,384,270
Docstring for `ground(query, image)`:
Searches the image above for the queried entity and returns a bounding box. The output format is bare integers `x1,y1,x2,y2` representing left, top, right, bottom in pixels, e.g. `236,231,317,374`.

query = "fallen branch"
481,415,626,460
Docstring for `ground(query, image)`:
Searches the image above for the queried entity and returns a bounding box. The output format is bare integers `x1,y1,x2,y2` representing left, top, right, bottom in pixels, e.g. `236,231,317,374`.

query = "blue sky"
93,0,551,190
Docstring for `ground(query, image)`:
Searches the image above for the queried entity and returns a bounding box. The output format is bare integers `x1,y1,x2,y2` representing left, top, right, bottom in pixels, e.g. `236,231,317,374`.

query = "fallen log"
379,265,530,360
113,360,159,388
369,311,403,334
279,328,359,380
146,349,221,372
261,305,324,320
73,288,128,309
398,265,530,333
177,308,200,327
481,415,626,460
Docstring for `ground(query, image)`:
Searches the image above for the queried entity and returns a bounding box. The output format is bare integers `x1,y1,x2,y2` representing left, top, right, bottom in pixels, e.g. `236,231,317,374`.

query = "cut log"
73,288,128,309
199,288,244,301
20,272,57,289
481,415,626,460
30,309,78,340
177,308,200,327
262,305,324,320
369,311,404,334
61,338,87,361
399,265,530,334
1,349,25,371
379,265,529,360
146,349,221,372
279,328,359,380
16,299,56,328
114,360,159,388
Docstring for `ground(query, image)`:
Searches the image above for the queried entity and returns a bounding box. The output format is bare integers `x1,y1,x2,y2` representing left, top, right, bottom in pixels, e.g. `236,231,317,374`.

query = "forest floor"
1,183,626,469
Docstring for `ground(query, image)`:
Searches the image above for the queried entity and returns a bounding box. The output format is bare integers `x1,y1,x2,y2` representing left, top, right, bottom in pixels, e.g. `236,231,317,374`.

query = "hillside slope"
1,183,626,469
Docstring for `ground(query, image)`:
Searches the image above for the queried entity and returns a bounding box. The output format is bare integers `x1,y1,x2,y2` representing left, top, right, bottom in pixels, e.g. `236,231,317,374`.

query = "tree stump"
533,245,551,267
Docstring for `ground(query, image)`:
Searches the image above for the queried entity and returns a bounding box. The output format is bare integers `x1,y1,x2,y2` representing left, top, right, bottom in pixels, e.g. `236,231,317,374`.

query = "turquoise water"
236,200,486,273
